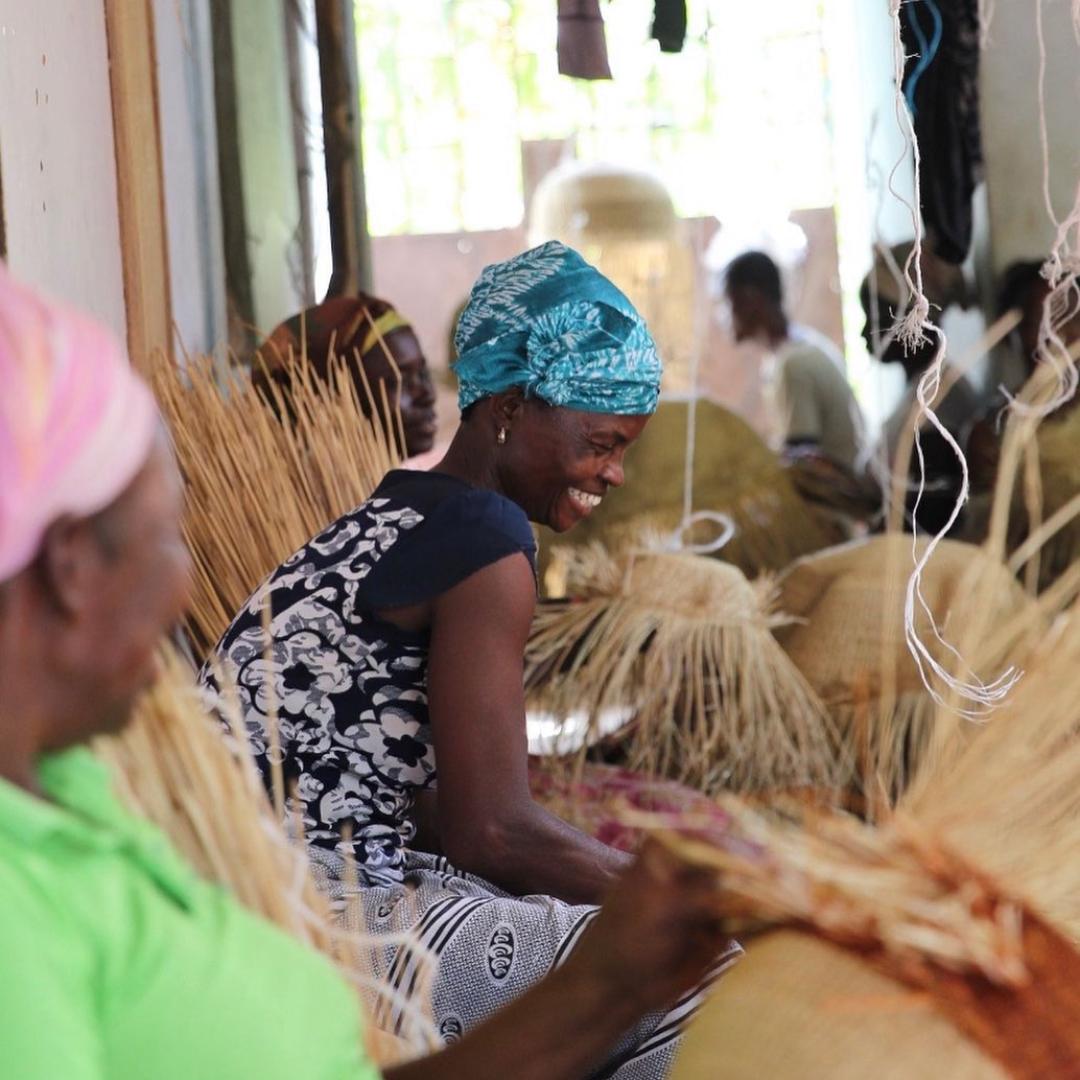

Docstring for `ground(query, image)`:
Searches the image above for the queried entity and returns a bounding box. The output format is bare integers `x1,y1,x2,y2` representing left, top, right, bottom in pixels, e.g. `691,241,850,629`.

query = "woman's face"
360,328,438,457
498,402,650,532
74,438,192,737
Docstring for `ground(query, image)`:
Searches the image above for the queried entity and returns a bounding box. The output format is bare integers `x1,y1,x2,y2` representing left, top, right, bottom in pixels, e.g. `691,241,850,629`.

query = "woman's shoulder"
435,483,533,544
378,469,532,544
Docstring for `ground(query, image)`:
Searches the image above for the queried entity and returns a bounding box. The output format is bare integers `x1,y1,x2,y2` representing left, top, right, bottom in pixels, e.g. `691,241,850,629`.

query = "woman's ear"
33,517,104,618
490,388,526,431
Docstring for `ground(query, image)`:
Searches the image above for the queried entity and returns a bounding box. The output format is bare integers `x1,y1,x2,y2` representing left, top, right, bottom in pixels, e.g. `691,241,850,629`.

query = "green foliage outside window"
356,0,834,237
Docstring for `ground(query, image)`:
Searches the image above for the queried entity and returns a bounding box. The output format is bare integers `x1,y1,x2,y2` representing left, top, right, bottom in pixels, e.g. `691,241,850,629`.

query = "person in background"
859,242,979,536
260,293,439,461
966,261,1080,511
723,250,865,474
859,243,980,483
0,261,735,1080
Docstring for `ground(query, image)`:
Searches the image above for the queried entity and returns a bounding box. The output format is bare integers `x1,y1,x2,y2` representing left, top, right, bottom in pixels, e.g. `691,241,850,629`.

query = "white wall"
0,2,127,340
982,0,1080,272
153,0,228,357
231,0,305,333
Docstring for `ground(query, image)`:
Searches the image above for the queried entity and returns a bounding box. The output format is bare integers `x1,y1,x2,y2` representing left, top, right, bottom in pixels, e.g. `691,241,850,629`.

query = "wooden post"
103,0,173,371
314,0,372,298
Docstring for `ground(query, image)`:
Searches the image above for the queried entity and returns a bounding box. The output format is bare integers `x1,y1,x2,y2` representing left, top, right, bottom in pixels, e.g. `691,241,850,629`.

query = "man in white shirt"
723,250,865,473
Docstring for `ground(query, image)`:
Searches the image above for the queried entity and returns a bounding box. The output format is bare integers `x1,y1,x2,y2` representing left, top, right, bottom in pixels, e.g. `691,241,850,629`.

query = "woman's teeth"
568,486,602,510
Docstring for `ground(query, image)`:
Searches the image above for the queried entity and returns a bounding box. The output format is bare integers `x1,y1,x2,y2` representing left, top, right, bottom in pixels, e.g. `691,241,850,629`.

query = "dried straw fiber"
152,353,398,655
537,398,833,596
903,591,1080,939
673,931,1005,1080
1008,402,1080,592
526,541,843,796
775,534,1039,801
95,649,435,1064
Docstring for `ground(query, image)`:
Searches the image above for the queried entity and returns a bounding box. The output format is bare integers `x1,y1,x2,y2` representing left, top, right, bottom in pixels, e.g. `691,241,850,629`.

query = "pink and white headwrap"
0,264,159,582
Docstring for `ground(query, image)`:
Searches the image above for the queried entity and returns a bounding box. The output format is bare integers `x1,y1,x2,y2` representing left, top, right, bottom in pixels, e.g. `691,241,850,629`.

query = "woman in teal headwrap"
205,242,739,1076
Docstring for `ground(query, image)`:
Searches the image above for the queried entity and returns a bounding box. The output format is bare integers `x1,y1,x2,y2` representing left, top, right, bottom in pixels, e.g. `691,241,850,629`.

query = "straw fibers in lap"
673,931,1005,1080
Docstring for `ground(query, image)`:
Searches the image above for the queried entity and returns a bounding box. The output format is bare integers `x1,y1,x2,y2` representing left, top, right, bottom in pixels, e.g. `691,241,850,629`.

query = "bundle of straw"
95,648,438,1064
537,399,833,596
639,573,1080,1078
525,538,844,797
774,535,1041,806
153,351,399,654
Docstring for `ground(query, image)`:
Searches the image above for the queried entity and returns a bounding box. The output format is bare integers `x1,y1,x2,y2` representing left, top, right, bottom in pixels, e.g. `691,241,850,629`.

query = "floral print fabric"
203,495,436,886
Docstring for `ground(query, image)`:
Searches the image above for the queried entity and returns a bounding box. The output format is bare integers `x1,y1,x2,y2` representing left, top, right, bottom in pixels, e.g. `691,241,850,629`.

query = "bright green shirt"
0,746,380,1080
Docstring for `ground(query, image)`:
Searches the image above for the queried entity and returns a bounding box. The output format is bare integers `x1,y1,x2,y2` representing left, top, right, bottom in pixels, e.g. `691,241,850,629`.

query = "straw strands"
623,524,1080,1011
525,538,844,797
153,351,398,654
95,648,439,1063
626,800,1027,988
904,598,1080,941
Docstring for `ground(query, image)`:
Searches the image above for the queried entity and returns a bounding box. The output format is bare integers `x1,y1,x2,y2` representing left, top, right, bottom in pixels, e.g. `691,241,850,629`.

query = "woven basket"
775,535,1038,799
674,931,1004,1079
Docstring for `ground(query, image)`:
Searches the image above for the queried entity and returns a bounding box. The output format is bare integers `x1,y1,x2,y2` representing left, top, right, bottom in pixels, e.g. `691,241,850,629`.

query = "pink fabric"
0,265,159,581
528,759,731,853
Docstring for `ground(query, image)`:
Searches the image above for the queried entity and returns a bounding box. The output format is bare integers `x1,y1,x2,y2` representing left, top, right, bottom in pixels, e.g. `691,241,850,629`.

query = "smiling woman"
203,241,739,1075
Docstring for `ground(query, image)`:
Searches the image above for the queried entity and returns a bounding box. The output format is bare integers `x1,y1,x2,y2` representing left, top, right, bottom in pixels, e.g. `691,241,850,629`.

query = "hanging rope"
887,0,1022,714
1004,0,1080,421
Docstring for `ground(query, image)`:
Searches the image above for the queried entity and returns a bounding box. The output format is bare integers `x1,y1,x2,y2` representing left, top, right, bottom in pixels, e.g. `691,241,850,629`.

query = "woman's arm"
385,841,733,1080
424,551,630,904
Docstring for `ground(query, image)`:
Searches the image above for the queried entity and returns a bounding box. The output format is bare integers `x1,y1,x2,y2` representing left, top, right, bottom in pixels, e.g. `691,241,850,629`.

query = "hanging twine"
886,0,1022,714
1004,0,1080,421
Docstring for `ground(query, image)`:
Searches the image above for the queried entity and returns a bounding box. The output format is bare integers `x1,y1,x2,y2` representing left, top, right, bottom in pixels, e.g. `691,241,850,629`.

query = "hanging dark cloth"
900,0,983,265
556,0,612,80
651,0,688,53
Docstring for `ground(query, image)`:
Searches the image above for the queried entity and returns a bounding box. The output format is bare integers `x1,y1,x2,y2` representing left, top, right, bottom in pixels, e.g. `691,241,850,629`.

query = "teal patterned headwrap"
452,241,662,415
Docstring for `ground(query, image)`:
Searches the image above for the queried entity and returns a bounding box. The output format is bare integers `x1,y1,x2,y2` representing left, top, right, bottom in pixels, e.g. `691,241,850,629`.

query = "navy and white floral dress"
202,469,738,1077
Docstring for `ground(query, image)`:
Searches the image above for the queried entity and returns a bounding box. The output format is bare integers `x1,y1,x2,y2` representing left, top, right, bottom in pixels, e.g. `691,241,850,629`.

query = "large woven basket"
775,534,1039,800
674,931,1005,1079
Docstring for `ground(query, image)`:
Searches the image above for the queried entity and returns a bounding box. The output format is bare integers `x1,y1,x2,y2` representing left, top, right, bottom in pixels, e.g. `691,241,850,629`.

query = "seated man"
859,243,979,536
723,250,865,474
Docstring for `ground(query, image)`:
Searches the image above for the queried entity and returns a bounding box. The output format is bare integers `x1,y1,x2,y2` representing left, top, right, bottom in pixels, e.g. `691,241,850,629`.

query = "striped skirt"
313,849,741,1078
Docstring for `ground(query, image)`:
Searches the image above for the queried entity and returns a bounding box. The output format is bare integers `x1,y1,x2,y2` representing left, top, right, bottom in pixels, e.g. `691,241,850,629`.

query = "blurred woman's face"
75,438,191,737
495,401,649,532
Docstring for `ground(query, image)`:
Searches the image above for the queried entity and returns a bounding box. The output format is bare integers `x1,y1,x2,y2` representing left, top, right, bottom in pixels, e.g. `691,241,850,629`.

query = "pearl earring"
497,427,507,445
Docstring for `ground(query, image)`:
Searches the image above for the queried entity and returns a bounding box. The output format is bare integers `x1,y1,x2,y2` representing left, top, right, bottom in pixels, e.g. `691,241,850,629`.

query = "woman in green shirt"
0,268,729,1078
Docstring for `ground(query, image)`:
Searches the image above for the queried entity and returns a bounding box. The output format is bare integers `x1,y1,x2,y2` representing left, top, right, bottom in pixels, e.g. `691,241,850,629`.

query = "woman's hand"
386,840,735,1080
566,838,734,1016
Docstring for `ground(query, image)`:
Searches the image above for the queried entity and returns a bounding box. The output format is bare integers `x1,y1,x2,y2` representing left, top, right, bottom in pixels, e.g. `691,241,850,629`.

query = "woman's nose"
600,459,625,488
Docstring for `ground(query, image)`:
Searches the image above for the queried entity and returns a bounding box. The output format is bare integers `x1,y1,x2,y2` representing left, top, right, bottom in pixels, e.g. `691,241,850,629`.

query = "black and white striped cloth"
314,848,742,1078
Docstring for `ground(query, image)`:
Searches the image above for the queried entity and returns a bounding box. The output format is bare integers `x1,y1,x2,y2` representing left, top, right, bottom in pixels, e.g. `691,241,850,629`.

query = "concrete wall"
230,0,306,333
981,0,1080,273
0,2,127,339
